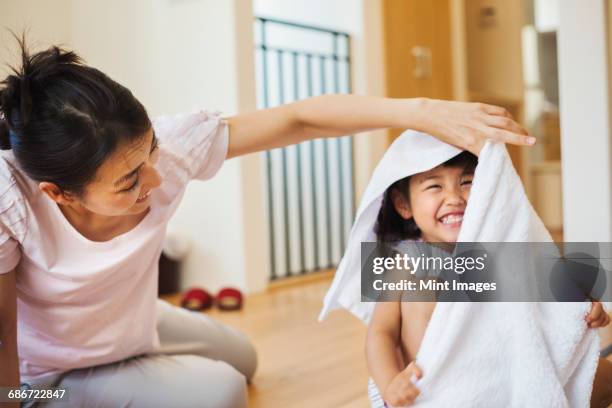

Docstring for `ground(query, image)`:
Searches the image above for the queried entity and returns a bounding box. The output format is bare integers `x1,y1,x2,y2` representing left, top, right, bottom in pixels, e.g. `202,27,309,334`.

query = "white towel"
319,130,602,407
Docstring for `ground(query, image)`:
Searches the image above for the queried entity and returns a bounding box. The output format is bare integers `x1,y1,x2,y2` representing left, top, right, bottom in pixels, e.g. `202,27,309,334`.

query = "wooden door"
382,0,454,143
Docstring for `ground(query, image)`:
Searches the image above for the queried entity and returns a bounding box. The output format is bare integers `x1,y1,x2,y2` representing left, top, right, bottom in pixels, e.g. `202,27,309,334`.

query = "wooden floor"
163,271,371,408
163,272,612,408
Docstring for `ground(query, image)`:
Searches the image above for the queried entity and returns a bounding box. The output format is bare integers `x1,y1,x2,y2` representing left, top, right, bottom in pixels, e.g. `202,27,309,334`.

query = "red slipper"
181,288,213,311
216,287,243,311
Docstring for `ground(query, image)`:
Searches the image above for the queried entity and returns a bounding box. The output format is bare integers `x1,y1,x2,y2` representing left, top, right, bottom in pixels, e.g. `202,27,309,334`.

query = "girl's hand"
382,361,423,407
416,99,534,156
586,301,611,328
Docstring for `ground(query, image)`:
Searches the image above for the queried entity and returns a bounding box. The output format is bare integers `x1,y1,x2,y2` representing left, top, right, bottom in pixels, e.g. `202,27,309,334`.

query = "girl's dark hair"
374,151,478,242
0,35,151,195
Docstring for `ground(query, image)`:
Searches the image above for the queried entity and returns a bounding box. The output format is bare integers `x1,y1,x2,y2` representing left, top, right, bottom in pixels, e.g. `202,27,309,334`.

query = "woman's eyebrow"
114,166,141,188
113,130,158,187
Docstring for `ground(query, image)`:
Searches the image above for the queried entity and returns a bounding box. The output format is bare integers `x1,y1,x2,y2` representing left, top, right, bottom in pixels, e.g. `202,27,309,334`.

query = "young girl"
0,37,536,407
366,153,612,407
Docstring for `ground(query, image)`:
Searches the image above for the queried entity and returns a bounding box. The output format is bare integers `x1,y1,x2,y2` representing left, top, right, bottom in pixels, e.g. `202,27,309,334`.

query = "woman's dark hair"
374,151,478,242
0,35,151,195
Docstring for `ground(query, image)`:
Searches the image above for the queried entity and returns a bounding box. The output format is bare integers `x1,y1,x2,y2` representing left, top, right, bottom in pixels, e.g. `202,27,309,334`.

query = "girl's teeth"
441,215,463,224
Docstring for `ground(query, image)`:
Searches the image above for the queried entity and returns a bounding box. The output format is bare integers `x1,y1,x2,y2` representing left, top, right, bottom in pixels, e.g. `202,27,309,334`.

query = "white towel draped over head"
320,130,601,407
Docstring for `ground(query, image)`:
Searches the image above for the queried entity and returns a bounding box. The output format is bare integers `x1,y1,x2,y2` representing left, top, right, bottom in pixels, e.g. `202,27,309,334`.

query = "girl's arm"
368,300,424,406
366,301,404,394
226,95,532,159
0,269,20,408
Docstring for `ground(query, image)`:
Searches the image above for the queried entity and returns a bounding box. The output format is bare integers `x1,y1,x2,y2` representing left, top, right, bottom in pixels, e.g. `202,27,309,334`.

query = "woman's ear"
39,182,75,205
391,188,412,220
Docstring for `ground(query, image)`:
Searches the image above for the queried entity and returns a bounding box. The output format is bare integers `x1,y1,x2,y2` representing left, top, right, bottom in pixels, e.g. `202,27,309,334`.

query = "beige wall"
0,1,72,75
353,0,389,201
450,0,469,101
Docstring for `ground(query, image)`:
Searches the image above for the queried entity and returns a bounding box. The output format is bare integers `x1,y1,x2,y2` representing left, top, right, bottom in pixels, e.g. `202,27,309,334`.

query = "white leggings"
24,300,257,408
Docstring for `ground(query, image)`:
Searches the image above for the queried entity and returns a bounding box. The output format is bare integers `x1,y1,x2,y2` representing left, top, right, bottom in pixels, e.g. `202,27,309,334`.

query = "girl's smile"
392,164,473,243
438,211,465,228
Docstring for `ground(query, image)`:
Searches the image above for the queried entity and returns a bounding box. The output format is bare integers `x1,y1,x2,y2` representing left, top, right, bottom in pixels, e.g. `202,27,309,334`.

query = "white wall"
558,0,612,241
0,0,268,294
535,0,560,32
254,0,362,33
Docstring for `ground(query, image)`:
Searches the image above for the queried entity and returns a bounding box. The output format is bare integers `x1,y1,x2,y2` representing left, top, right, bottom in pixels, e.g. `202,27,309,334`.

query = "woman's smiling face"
393,164,474,243
79,128,163,216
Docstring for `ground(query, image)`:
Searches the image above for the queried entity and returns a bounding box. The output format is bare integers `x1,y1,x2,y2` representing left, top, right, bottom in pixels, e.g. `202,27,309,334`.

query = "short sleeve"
153,110,229,185
0,157,26,274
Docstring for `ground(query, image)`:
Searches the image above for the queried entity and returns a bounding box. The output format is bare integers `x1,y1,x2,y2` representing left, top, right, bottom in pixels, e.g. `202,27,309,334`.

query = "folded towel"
319,130,602,407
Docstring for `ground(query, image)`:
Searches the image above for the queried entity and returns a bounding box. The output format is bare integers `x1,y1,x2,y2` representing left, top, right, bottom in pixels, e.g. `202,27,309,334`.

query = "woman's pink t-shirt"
0,110,229,380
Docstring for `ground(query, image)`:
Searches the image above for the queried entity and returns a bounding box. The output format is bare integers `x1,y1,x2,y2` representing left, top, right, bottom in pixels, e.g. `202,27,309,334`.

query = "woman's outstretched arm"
226,95,533,159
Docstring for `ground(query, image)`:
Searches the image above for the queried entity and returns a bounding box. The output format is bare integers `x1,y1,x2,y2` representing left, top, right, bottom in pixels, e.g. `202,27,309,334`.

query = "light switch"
479,6,497,28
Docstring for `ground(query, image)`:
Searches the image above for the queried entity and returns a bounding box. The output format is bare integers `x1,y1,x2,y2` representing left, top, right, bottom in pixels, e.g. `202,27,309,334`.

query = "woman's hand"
413,99,534,156
382,361,423,407
586,301,611,328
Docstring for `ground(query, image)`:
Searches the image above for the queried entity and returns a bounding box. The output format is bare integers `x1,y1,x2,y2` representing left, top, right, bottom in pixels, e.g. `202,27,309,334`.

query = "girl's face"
76,128,162,216
393,165,473,243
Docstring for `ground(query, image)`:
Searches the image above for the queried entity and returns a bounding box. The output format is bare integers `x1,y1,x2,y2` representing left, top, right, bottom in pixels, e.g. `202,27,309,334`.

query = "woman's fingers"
425,99,536,152
470,102,534,146
483,114,529,136
485,127,536,146
479,103,512,118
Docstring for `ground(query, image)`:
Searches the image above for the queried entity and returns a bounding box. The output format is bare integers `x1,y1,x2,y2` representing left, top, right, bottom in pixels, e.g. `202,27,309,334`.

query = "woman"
0,40,532,407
